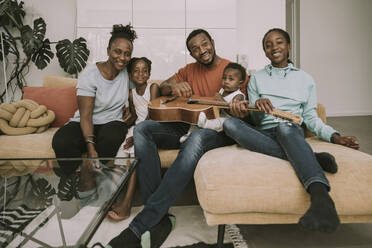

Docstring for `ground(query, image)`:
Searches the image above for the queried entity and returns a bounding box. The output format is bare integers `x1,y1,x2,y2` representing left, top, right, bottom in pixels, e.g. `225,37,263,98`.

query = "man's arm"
160,76,192,97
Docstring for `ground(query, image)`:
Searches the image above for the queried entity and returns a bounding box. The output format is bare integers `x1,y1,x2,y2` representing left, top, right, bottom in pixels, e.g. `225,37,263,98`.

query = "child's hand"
255,98,274,114
123,137,134,149
213,93,224,101
331,133,359,150
122,107,132,123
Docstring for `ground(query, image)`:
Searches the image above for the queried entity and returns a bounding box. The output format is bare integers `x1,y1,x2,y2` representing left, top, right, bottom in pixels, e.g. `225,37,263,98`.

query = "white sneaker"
198,112,224,131
197,112,207,128
179,125,199,143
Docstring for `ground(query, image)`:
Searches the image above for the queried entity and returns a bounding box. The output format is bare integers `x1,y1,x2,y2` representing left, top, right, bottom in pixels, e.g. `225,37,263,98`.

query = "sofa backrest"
43,75,77,87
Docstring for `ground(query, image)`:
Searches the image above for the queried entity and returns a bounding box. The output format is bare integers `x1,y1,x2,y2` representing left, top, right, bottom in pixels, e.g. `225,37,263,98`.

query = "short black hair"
108,24,137,48
224,62,246,81
127,57,152,74
186,29,212,52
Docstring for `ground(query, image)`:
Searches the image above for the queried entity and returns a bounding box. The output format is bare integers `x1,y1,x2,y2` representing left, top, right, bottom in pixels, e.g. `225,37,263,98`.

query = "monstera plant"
0,0,90,102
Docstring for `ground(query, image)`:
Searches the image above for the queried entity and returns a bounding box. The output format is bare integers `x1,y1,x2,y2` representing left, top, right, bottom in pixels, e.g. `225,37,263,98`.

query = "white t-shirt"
70,64,130,124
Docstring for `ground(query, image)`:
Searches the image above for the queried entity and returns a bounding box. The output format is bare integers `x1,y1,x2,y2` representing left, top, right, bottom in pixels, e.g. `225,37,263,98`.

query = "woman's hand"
229,99,250,118
331,133,360,150
255,98,274,113
171,82,192,97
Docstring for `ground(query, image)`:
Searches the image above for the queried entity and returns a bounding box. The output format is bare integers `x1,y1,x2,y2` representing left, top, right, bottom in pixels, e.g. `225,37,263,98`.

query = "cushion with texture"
23,86,77,127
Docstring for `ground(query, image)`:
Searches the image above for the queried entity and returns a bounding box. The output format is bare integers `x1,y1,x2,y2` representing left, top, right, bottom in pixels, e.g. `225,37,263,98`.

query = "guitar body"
148,96,220,125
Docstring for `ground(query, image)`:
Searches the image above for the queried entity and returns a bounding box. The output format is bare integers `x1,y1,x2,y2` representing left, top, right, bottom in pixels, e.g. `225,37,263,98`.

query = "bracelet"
86,134,95,138
85,139,95,145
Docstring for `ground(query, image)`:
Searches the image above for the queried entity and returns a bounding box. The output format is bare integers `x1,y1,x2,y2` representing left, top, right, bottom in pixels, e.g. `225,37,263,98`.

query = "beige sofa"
1,75,372,247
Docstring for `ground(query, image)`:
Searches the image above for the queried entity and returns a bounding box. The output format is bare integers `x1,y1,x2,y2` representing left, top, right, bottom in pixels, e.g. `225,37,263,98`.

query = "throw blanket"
0,99,55,135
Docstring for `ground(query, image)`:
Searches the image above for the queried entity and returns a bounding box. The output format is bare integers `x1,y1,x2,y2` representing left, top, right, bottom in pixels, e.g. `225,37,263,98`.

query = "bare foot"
107,204,131,221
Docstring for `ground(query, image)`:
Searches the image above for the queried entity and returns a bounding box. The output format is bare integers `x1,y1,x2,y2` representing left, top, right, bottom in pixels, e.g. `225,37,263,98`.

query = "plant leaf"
29,178,56,209
0,32,11,61
56,37,90,74
31,38,54,69
0,0,25,28
21,17,46,57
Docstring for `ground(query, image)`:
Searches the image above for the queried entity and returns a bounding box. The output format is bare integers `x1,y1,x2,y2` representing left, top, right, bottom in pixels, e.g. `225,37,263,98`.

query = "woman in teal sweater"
223,28,359,233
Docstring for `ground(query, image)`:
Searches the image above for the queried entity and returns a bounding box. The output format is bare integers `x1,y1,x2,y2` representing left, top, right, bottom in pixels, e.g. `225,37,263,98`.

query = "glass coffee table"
0,157,138,248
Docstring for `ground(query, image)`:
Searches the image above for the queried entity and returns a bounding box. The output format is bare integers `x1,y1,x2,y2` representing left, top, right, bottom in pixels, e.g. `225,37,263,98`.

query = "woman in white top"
52,24,137,201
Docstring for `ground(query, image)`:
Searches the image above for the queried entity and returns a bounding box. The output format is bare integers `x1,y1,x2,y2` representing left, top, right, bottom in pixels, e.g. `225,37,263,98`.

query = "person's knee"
223,117,244,136
52,132,77,152
277,122,303,137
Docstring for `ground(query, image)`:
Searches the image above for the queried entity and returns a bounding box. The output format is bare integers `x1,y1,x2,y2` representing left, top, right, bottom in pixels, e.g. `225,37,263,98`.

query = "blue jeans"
129,120,234,237
223,117,330,191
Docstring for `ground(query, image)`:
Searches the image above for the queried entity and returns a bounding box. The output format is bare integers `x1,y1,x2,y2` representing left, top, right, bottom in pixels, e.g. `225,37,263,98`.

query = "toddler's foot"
315,152,338,173
180,126,198,143
197,112,207,128
299,183,340,233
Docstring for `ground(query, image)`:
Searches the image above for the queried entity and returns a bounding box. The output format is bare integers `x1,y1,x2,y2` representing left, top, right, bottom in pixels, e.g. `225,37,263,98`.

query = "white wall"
14,0,371,116
236,0,286,72
300,0,372,116
19,0,77,86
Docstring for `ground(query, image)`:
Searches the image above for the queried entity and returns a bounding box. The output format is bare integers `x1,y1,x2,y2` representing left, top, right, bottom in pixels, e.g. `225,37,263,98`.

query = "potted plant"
0,0,90,102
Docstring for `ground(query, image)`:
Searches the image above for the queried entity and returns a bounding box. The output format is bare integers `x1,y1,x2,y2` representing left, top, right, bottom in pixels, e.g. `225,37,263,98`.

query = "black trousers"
52,121,128,176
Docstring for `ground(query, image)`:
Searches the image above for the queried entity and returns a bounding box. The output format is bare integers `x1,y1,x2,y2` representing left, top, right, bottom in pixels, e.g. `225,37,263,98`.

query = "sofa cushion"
0,128,58,177
23,86,78,127
194,138,372,219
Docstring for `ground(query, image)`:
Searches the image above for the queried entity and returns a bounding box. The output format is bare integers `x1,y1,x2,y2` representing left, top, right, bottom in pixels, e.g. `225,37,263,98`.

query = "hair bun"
111,23,137,43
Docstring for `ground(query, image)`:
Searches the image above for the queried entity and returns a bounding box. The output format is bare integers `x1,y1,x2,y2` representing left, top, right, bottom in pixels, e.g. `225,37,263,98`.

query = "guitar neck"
187,99,302,124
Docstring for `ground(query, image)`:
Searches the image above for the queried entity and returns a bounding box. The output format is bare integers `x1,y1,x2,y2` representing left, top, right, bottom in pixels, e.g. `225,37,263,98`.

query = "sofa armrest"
304,103,326,138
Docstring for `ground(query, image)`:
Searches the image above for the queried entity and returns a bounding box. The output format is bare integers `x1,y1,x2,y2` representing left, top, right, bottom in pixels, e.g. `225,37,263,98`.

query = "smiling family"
52,24,359,247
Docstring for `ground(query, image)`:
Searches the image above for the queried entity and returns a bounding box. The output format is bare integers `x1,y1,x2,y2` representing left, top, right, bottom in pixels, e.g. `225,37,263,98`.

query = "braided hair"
127,57,152,74
108,24,137,48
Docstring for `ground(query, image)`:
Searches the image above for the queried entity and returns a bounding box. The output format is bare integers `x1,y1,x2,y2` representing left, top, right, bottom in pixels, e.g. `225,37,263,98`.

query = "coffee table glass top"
0,157,137,248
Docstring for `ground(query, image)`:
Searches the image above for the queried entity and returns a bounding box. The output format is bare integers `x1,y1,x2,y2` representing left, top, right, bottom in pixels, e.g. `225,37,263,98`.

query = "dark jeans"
129,120,234,237
223,117,330,190
52,121,128,176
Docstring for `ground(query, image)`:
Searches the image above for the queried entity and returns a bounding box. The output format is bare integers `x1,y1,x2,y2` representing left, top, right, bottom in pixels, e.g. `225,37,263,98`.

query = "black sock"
315,152,338,174
108,227,140,248
299,182,340,233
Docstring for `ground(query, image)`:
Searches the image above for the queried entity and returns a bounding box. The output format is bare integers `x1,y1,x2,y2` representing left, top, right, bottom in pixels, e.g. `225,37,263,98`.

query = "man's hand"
123,136,134,150
255,98,274,113
331,133,359,150
171,82,192,97
229,99,250,118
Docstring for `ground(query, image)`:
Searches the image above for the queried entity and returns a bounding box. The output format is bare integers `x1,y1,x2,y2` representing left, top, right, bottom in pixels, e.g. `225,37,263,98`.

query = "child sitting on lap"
180,62,246,143
111,57,160,221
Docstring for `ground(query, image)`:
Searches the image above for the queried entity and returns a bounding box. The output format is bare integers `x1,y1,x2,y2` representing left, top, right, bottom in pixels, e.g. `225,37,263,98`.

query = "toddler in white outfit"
180,62,246,143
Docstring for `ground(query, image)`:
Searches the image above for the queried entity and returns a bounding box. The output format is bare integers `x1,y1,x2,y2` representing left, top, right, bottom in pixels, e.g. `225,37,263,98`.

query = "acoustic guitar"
148,96,302,125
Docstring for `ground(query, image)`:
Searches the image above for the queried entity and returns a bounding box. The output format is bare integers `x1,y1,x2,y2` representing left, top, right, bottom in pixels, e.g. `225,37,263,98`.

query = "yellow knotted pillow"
0,99,55,135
